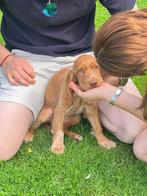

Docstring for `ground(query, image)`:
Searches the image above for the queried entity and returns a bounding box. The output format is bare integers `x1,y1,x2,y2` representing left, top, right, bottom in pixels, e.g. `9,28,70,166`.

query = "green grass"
0,12,4,45
0,1,147,195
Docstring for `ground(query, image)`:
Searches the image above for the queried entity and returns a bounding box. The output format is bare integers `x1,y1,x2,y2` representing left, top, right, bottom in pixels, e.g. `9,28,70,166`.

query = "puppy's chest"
65,95,85,115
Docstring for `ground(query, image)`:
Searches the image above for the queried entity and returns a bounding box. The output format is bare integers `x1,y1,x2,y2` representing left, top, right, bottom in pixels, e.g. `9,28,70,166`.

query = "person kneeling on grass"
69,9,147,162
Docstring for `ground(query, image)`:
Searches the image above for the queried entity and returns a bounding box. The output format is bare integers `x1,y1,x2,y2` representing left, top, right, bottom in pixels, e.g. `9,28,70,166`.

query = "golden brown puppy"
25,54,116,154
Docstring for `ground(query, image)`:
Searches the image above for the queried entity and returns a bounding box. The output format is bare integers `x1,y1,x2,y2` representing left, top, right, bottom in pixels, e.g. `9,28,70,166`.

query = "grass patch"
0,1,147,195
1,123,147,195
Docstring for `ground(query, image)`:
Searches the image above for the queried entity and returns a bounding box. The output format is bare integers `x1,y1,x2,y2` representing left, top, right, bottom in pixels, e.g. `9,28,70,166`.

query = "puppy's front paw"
24,132,34,143
51,144,65,154
99,139,116,150
51,130,65,154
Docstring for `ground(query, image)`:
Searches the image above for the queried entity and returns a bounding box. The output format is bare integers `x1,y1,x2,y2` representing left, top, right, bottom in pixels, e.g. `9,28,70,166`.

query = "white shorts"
0,49,93,120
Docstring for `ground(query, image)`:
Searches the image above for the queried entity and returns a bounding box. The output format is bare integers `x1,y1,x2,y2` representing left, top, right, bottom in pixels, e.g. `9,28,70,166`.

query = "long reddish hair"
93,9,147,119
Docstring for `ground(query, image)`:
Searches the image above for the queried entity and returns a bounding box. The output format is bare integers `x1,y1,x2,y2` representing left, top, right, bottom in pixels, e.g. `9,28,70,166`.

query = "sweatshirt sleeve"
99,0,136,15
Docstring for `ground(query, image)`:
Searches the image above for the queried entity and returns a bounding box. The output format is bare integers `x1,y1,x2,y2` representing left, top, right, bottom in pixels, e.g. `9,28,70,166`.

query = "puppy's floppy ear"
64,68,77,99
67,67,78,83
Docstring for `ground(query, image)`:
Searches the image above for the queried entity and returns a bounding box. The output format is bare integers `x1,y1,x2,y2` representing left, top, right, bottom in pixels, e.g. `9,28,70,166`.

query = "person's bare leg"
0,102,33,161
98,101,146,144
133,128,147,162
98,79,147,162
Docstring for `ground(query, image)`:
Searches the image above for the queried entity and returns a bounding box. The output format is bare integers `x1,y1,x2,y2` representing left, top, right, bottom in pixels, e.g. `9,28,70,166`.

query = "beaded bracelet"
0,53,15,67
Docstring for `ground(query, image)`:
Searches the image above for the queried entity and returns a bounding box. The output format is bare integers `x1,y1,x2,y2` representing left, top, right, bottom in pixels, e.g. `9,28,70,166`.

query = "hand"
69,81,110,101
2,54,35,86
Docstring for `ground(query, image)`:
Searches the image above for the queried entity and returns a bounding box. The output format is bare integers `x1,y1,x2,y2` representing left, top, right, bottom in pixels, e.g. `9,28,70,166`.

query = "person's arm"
99,0,137,15
69,82,146,122
101,84,144,121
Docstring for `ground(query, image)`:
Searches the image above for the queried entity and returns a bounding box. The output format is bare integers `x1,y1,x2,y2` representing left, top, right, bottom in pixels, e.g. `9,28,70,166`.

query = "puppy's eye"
93,66,99,70
78,69,84,75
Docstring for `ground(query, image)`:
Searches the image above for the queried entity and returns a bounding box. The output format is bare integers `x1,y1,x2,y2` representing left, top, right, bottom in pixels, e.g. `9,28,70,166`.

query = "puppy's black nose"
90,82,97,88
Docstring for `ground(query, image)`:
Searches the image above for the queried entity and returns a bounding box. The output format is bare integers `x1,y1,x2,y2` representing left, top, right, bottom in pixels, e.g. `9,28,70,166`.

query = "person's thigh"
98,79,146,144
0,102,33,160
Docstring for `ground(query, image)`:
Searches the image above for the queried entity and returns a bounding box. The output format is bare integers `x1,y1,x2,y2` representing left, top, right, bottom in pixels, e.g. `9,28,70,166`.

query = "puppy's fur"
25,54,116,154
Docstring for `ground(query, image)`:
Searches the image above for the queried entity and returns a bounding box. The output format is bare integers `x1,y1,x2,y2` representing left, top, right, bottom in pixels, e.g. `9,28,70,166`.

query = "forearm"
103,85,145,121
69,81,145,121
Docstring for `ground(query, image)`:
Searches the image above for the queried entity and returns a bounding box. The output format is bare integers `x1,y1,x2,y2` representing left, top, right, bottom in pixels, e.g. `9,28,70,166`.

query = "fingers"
68,81,75,89
69,81,84,97
69,81,100,101
19,69,35,85
22,64,35,78
4,58,36,86
7,74,20,86
7,70,35,86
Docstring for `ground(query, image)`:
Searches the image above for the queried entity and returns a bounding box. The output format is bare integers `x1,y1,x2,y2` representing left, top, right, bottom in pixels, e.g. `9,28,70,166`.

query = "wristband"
0,53,15,67
110,88,123,105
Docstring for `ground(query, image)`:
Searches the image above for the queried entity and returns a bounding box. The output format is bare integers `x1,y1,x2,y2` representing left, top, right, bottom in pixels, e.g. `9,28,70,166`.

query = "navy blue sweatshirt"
0,0,135,56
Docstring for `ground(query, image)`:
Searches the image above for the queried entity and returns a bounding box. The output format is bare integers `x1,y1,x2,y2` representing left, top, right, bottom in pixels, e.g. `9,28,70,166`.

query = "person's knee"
0,152,14,161
120,133,135,144
0,143,18,161
133,139,147,162
118,123,146,144
115,129,136,144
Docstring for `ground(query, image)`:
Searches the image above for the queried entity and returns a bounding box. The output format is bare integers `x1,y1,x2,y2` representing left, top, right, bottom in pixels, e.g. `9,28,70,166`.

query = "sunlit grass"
0,1,147,195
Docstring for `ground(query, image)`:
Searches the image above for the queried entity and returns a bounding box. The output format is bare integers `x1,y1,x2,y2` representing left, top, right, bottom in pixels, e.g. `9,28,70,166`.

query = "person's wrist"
110,87,123,105
1,53,15,68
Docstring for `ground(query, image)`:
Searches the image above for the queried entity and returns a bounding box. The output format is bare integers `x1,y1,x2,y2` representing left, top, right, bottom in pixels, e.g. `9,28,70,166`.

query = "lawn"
0,1,147,195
